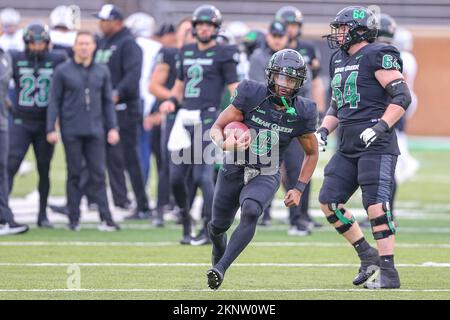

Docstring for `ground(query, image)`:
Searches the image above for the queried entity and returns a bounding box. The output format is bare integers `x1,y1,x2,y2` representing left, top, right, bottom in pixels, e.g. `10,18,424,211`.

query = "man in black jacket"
47,31,120,231
94,4,151,219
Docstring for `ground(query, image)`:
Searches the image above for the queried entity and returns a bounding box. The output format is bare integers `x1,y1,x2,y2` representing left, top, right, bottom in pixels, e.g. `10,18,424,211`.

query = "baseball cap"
94,4,124,21
269,21,286,36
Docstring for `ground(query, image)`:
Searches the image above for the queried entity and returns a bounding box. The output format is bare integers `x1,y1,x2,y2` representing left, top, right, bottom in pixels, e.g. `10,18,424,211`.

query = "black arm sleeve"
102,67,117,131
221,46,239,84
46,66,63,133
115,40,143,101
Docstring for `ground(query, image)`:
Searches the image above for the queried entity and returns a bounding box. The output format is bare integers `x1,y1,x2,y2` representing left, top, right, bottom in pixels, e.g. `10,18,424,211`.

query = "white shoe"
0,222,29,235
97,221,120,232
287,225,311,236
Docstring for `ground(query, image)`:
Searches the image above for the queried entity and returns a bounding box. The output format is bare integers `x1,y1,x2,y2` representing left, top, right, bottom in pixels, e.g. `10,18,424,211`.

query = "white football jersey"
0,30,24,52
136,37,161,116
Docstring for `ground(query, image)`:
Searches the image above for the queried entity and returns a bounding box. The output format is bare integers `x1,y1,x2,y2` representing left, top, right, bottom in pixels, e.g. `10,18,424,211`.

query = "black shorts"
211,164,281,229
319,152,397,210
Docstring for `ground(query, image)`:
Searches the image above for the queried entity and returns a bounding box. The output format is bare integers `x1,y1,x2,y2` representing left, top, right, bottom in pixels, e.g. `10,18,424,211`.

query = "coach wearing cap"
248,21,289,83
94,4,151,219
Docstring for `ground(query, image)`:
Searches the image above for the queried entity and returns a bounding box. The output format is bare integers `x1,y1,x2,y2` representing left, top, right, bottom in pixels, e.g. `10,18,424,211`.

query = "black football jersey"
230,79,317,170
10,50,66,121
330,42,402,157
177,43,239,111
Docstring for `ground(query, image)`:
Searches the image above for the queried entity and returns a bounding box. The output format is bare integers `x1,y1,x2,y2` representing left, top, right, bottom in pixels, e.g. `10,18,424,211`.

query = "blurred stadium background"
1,0,450,300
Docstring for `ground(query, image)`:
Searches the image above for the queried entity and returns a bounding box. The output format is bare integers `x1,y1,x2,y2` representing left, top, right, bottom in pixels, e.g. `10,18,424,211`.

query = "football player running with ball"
316,6,411,289
207,49,319,290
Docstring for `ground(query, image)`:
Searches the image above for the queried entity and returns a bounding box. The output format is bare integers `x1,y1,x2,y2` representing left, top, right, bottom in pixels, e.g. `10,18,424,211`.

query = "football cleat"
98,220,121,232
353,247,380,286
0,222,29,235
364,266,401,289
207,267,224,290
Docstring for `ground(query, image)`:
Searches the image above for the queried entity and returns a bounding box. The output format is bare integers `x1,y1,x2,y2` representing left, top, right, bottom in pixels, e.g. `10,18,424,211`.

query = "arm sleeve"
115,40,143,101
310,46,321,79
46,67,63,133
221,46,239,85
102,67,117,131
300,102,318,135
230,80,249,111
371,45,403,73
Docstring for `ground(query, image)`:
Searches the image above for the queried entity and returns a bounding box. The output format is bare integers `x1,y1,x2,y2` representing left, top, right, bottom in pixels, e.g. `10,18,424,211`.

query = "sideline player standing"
206,49,319,289
160,5,239,245
276,5,325,234
316,6,411,289
8,24,66,228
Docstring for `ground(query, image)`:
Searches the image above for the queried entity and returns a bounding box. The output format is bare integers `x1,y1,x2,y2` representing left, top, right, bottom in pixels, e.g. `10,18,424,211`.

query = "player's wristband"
294,181,308,193
372,119,390,134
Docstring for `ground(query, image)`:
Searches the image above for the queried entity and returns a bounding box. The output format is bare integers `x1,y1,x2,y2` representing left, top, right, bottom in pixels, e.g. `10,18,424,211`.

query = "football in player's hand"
224,121,250,140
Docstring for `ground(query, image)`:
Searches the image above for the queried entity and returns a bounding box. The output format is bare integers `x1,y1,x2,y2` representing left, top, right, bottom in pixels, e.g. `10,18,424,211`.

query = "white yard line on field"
0,241,449,249
0,288,449,293
0,262,449,268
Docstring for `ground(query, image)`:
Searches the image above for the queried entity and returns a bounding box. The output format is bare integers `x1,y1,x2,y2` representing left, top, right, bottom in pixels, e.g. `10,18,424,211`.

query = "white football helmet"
394,27,413,52
226,21,250,44
49,5,81,31
0,8,21,26
125,12,155,38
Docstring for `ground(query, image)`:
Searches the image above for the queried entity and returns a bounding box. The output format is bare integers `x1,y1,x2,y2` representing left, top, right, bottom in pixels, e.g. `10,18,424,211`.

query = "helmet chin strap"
280,96,297,116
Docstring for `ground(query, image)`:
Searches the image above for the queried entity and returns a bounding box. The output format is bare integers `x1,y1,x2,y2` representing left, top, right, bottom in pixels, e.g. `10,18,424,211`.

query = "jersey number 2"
19,74,51,107
331,71,360,109
185,64,203,98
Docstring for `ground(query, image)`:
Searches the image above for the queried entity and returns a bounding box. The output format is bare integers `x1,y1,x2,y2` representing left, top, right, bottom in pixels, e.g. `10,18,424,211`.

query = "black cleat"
67,222,80,231
152,217,164,228
191,229,211,246
98,220,121,232
37,218,54,229
179,235,192,245
353,247,380,286
115,201,132,210
207,267,224,290
124,209,152,220
364,267,401,289
49,204,69,215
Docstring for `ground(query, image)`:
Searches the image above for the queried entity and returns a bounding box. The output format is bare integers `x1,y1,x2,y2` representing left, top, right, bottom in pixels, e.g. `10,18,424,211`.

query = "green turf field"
2,138,450,300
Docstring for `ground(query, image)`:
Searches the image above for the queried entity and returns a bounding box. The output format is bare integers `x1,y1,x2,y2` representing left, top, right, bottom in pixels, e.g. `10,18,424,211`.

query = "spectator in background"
125,12,161,186
0,8,24,52
154,23,176,47
47,31,120,231
248,21,289,83
275,5,325,234
0,46,28,235
94,4,152,219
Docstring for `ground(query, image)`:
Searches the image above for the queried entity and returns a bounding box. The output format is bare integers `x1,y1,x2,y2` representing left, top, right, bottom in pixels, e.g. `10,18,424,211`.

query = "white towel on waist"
167,109,201,152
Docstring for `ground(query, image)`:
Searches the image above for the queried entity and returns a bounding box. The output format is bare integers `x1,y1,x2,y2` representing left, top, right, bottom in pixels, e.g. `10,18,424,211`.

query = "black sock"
353,237,371,255
380,255,395,268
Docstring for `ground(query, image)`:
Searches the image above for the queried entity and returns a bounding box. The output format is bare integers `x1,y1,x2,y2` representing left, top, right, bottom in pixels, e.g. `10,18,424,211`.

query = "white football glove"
314,127,329,152
360,128,378,148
